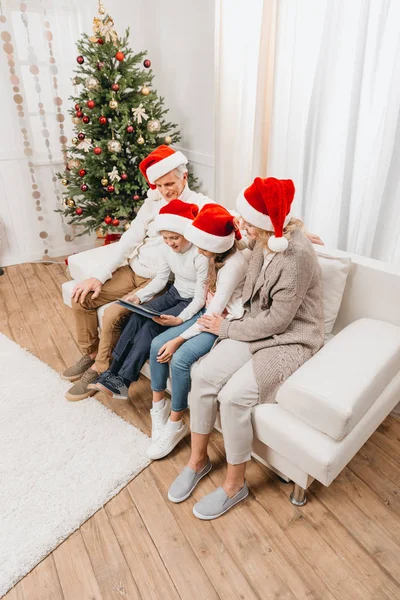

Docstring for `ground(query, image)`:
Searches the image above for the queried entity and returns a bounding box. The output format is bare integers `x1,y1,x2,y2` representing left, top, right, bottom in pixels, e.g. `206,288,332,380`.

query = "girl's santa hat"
139,145,188,189
154,199,199,235
236,177,295,252
185,203,242,254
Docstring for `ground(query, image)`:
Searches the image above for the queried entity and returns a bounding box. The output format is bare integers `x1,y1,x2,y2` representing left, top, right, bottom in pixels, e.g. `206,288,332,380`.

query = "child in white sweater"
147,204,248,459
90,200,208,399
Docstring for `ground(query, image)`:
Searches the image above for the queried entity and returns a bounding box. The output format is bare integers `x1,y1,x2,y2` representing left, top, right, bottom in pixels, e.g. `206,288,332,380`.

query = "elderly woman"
168,177,325,520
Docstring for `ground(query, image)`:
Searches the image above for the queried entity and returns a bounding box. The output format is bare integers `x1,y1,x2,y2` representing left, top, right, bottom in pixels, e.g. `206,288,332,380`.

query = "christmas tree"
57,0,195,237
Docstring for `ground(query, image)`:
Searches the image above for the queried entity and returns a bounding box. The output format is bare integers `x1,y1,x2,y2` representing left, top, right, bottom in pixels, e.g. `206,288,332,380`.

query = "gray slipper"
168,459,212,503
193,482,249,520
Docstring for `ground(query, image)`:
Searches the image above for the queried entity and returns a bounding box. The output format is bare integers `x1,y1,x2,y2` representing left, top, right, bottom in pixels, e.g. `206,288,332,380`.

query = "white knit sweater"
136,243,209,322
90,185,213,284
180,250,248,339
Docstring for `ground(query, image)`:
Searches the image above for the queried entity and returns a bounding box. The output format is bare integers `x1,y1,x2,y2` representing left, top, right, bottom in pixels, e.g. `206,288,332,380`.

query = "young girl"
168,177,324,520
146,203,248,460
89,200,208,400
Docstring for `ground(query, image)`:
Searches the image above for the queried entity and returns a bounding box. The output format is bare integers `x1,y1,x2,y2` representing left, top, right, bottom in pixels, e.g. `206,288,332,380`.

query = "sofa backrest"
332,250,400,333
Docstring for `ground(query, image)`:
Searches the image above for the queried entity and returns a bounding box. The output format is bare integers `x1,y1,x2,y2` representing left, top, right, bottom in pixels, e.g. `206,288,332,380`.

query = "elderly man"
62,145,213,401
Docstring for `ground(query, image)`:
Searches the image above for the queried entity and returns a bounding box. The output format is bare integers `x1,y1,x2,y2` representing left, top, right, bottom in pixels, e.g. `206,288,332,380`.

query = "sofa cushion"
276,318,400,441
314,245,351,337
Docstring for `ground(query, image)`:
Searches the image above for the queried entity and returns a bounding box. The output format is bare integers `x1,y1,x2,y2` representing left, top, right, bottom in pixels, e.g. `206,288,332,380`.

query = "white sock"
166,418,182,432
152,399,166,411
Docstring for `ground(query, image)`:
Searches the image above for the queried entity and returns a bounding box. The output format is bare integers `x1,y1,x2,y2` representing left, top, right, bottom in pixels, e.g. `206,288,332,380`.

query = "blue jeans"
150,312,216,412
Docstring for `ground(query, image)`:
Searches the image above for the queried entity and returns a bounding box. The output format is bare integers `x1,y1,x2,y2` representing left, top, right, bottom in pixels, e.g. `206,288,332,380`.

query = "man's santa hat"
185,203,242,254
139,145,188,189
154,199,198,235
236,177,295,252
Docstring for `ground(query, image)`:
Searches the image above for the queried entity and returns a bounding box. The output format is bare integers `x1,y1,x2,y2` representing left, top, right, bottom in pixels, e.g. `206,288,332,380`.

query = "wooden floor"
1,261,400,600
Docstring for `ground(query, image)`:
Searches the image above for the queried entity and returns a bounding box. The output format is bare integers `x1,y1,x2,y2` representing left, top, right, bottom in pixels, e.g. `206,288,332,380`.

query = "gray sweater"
219,229,324,403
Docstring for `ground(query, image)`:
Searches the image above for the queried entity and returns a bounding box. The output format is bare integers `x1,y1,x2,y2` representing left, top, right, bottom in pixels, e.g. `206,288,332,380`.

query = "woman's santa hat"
139,145,188,189
154,199,199,235
236,177,295,252
185,203,242,254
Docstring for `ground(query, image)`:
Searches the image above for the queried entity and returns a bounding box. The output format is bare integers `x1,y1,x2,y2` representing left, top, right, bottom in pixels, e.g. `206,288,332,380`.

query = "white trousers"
189,339,260,465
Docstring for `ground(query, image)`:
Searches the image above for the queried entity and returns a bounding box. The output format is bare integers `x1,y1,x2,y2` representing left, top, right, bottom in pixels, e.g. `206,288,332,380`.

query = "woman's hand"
198,313,224,335
306,231,324,246
152,315,184,327
124,292,141,304
157,337,185,363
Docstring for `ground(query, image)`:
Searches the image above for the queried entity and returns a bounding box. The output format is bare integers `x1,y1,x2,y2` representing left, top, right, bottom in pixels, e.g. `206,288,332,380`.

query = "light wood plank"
315,477,400,584
20,556,64,600
53,531,103,600
104,488,135,519
371,416,400,465
110,505,181,600
128,468,219,600
79,508,141,600
211,431,373,600
149,450,261,600
3,584,25,600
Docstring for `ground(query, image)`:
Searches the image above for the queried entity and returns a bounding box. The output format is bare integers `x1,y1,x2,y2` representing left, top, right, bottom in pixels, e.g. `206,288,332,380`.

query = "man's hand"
124,293,141,304
306,231,324,246
152,315,184,327
156,337,185,363
71,277,102,304
198,313,224,335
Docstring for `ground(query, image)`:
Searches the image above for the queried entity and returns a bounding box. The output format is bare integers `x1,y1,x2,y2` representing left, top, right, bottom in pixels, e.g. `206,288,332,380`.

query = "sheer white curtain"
0,0,93,266
268,0,400,263
215,0,400,264
214,0,276,209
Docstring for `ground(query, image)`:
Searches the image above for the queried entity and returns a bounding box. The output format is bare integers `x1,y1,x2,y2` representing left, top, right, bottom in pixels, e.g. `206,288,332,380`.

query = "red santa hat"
236,177,295,252
185,203,242,254
139,145,188,189
154,199,199,235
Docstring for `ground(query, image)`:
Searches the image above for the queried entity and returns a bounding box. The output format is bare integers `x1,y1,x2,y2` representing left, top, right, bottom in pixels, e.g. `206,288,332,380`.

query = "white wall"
110,0,216,197
0,0,216,267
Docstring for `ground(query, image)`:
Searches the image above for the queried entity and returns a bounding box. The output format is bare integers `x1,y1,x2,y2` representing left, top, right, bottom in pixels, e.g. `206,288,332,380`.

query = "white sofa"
62,243,400,506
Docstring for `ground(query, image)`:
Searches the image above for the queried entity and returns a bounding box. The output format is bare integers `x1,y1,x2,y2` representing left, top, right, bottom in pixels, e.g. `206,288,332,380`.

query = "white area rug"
0,334,151,598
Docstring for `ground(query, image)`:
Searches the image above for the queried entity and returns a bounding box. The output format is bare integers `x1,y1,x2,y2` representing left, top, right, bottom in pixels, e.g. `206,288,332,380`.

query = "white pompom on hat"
236,177,295,252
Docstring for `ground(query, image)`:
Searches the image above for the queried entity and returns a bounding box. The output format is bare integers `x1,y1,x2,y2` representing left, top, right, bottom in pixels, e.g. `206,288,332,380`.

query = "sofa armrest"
67,243,126,282
276,318,400,441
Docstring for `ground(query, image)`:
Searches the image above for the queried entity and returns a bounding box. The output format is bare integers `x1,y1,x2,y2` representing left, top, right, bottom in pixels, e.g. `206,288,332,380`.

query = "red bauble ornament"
75,207,83,215
120,173,128,181
82,115,90,124
112,219,120,226
76,55,84,64
76,110,83,118
111,83,119,92
115,51,125,62
99,116,107,125
107,185,115,193
78,169,86,177
87,100,95,109
97,61,105,70
143,59,151,68
133,194,140,201
75,103,80,111
80,184,88,192
93,146,102,155
97,38,104,44
126,125,134,133
104,216,112,225
77,132,85,141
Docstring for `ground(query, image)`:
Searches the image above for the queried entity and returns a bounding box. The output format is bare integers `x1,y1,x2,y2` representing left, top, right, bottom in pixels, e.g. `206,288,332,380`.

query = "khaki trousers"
189,338,260,465
72,266,150,372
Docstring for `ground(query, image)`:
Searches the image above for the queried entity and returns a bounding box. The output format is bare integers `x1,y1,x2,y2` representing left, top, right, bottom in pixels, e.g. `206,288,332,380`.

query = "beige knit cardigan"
218,229,325,403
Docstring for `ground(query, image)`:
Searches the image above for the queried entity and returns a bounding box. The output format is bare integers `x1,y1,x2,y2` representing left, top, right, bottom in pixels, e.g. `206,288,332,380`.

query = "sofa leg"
290,483,307,506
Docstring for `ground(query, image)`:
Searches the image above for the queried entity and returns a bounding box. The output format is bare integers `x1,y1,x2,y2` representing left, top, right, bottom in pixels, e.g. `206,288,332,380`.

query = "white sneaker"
146,421,189,460
150,400,170,442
